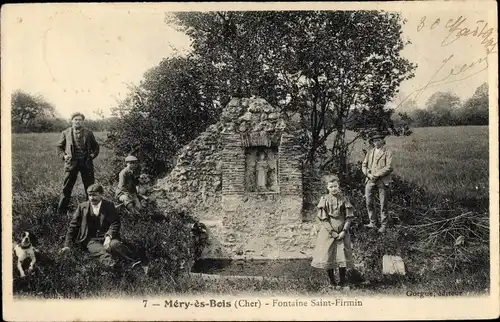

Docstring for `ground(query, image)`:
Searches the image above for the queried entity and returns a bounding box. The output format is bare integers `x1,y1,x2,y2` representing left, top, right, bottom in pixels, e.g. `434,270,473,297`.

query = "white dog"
13,231,38,277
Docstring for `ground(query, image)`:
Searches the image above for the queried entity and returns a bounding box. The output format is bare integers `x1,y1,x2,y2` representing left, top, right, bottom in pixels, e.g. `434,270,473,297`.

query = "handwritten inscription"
398,14,495,107
409,53,488,103
417,15,497,54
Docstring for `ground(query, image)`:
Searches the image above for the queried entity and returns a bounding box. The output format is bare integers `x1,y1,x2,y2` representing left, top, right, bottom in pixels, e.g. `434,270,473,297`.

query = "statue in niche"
245,147,278,192
255,151,269,191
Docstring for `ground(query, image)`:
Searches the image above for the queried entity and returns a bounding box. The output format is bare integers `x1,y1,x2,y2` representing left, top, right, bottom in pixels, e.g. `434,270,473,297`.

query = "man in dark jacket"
60,184,143,270
56,112,100,215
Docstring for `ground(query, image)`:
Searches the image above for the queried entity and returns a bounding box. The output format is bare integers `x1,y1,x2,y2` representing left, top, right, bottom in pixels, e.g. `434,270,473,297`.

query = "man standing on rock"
362,132,393,233
56,112,100,215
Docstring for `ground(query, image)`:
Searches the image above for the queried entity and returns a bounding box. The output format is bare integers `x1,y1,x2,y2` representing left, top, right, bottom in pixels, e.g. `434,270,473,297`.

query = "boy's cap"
87,183,104,194
125,155,138,162
324,174,340,183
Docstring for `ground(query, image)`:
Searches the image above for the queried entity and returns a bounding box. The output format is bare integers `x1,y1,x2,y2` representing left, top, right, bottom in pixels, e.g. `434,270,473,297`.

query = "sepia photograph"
1,1,498,321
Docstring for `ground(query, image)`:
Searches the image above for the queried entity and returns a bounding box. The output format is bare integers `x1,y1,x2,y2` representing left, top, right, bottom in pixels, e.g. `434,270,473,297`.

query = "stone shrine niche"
245,146,278,193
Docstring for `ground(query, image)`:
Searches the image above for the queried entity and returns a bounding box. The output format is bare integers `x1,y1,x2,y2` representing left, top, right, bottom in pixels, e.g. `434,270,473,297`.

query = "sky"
1,3,496,119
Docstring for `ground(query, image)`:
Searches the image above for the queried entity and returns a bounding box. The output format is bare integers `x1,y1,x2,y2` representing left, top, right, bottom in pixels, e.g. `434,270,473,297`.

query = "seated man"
60,183,144,271
116,155,142,214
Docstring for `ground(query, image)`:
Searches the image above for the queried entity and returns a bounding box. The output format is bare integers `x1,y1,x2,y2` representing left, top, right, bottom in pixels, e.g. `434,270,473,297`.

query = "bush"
105,112,182,176
105,57,221,177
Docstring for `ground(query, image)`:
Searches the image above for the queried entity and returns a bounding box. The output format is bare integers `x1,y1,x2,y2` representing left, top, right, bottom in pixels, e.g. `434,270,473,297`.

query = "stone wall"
155,97,318,259
154,123,223,220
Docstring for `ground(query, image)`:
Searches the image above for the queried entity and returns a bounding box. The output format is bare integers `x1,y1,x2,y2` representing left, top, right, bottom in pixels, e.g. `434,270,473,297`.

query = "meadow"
345,126,489,202
9,126,490,297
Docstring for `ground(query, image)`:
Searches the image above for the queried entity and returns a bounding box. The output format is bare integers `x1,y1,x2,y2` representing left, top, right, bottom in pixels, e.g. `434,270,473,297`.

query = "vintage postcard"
2,1,498,321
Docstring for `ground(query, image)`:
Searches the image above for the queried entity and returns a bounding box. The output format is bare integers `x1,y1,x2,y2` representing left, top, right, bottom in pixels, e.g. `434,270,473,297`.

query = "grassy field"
343,126,489,201
10,126,490,297
12,131,113,199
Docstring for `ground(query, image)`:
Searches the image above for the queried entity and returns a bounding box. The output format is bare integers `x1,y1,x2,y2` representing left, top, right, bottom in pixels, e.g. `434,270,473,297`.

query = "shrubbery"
105,57,221,177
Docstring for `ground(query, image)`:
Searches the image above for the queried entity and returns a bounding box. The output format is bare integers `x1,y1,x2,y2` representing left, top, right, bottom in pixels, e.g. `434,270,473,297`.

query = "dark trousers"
57,159,94,214
86,238,139,267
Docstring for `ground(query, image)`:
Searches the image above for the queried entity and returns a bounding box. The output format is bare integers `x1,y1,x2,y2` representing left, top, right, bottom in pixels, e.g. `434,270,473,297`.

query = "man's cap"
125,155,139,162
87,183,104,194
70,112,85,120
370,131,386,140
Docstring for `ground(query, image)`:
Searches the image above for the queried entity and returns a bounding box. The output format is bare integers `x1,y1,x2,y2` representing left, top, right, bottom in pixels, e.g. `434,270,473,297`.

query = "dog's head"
19,231,37,248
139,173,151,185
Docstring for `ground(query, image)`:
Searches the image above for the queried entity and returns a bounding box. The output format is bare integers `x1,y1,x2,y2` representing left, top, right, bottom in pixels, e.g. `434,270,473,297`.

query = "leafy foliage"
11,90,56,133
106,57,220,176
108,12,416,175
11,90,119,133
456,83,489,125
409,83,489,127
170,11,416,170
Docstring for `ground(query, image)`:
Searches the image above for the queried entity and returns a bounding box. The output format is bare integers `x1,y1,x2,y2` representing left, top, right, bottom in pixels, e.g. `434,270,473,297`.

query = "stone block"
253,122,264,131
248,101,262,113
239,122,249,132
239,112,253,122
268,112,279,120
263,105,274,113
382,255,406,276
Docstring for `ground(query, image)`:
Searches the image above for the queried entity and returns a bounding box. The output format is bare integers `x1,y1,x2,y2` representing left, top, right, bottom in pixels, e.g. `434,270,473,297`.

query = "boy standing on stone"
311,175,354,290
116,155,142,214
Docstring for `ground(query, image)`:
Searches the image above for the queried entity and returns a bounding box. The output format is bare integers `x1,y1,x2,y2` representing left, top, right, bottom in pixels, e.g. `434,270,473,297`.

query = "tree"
411,108,432,127
11,90,56,132
458,83,488,125
106,57,220,175
424,92,461,126
170,11,416,173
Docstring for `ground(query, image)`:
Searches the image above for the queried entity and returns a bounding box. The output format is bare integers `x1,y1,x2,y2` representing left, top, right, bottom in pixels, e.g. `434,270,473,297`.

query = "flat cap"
87,183,104,194
125,155,139,162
